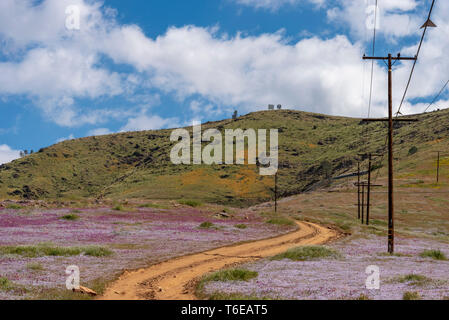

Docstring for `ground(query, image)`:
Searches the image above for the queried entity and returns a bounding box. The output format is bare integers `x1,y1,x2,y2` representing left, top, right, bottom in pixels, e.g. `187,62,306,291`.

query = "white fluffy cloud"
103,25,390,116
327,0,421,41
120,115,180,132
0,0,134,127
0,145,21,165
0,0,447,132
56,134,75,143
87,128,112,136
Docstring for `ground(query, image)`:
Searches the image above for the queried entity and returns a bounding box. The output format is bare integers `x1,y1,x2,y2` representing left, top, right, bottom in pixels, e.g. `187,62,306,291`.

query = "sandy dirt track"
99,221,339,300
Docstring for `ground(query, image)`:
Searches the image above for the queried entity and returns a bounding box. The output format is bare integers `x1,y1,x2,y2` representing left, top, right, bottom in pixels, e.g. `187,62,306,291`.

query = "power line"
423,78,449,113
371,1,437,194
395,0,437,117
367,0,378,118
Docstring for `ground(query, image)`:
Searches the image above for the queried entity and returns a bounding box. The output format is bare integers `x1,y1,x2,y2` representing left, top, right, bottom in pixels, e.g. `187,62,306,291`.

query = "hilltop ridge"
1,109,448,206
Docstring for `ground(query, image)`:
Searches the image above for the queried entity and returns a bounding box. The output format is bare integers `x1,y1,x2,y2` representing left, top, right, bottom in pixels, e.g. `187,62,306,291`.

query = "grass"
0,277,26,295
403,291,421,300
271,245,341,261
139,203,168,209
265,217,294,226
0,244,113,258
1,109,449,207
6,204,22,210
179,199,203,207
196,268,258,299
420,249,447,260
60,214,79,221
0,277,13,291
334,221,353,232
394,274,433,286
371,219,387,226
203,269,258,282
26,262,44,271
112,204,125,211
31,277,109,300
199,222,215,229
234,224,247,229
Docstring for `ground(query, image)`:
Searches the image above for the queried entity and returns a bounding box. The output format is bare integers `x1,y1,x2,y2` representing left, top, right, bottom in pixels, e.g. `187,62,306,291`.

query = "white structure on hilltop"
268,104,282,110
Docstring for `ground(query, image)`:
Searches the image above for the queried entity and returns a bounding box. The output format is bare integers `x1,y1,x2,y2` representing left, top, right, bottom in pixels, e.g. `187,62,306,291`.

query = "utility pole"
362,53,417,254
361,183,365,224
436,151,442,184
354,180,382,225
363,153,382,226
367,154,372,225
357,161,361,220
274,172,278,213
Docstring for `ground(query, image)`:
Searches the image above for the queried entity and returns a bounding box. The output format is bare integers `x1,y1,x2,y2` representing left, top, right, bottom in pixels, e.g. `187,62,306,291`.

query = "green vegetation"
0,277,13,291
139,203,168,209
196,268,259,299
394,274,433,286
203,269,258,282
420,249,447,260
234,224,247,229
271,246,341,261
112,204,125,211
266,217,294,226
403,291,421,300
408,146,418,156
0,277,27,295
26,262,44,271
1,109,448,206
60,214,79,221
199,222,215,229
32,277,109,300
6,204,22,210
0,244,113,258
179,199,202,207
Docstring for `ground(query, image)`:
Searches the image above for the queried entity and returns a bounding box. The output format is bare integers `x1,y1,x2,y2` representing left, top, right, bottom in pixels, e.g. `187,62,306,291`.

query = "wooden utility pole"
366,154,372,225
362,53,417,254
274,172,278,213
437,151,440,183
357,161,361,220
354,180,382,225
436,151,441,184
360,153,382,225
361,183,365,224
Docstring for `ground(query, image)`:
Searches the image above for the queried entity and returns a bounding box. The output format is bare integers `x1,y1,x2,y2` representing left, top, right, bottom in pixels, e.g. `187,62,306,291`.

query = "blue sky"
0,0,447,163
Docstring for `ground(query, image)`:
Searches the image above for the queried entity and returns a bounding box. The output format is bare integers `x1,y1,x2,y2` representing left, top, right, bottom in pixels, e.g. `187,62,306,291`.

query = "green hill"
1,109,448,206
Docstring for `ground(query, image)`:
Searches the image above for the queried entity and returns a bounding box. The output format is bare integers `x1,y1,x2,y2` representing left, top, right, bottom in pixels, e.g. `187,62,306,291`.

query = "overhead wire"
367,0,378,118
395,0,437,116
423,78,449,113
371,0,437,184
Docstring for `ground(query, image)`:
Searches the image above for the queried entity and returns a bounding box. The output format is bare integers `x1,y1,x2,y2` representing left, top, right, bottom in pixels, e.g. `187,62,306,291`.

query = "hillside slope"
1,109,448,205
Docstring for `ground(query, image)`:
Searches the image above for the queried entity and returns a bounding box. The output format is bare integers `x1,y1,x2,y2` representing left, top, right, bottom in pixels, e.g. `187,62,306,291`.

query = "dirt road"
99,221,338,300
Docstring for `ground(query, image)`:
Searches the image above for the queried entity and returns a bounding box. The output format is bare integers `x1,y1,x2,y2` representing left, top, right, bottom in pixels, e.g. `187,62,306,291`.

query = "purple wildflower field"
0,205,291,300
203,235,449,300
